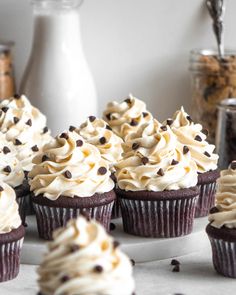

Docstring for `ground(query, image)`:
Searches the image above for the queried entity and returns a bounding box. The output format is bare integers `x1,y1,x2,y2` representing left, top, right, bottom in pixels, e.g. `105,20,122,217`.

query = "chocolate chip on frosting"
14,139,22,145
130,119,138,126
124,98,132,104
106,124,112,131
13,94,21,99
132,142,140,150
2,107,8,113
3,165,11,173
166,119,173,126
60,275,70,283
99,137,106,144
70,244,80,253
42,155,49,162
141,157,149,165
160,125,167,131
171,159,179,165
13,116,19,124
231,161,236,170
157,168,164,176
89,115,96,122
26,119,32,126
97,167,107,175
183,146,189,154
43,126,48,133
3,146,10,154
69,125,76,132
76,139,83,147
186,115,193,123
94,265,103,273
31,145,39,152
194,135,202,142
0,186,4,192
64,170,72,179
142,112,148,117
204,151,211,157
106,113,111,121
202,129,209,136
60,132,69,140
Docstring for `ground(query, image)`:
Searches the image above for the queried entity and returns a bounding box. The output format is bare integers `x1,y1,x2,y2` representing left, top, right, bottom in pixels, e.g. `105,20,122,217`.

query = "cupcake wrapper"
209,237,236,278
120,197,198,238
111,199,121,219
0,238,24,282
16,196,26,224
33,202,114,240
195,181,217,218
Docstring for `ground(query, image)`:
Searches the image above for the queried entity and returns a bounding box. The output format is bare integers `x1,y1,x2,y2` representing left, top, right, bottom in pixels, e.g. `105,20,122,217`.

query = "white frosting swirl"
103,94,153,140
167,107,218,173
29,131,114,200
0,182,22,234
38,217,135,295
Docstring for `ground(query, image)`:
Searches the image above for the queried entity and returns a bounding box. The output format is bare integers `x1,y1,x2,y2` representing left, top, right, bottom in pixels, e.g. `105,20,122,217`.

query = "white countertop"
1,245,236,295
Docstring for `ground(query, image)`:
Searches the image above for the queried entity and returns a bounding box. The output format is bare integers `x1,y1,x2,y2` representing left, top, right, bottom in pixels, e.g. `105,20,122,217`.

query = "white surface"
22,216,209,265
1,248,236,295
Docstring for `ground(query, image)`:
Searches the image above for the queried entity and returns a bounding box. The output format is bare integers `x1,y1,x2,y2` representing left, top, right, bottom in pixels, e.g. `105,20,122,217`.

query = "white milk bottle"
20,0,97,135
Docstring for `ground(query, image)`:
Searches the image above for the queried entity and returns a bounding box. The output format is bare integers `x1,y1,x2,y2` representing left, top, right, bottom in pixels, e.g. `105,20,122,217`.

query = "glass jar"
0,42,15,99
189,49,236,144
216,98,236,169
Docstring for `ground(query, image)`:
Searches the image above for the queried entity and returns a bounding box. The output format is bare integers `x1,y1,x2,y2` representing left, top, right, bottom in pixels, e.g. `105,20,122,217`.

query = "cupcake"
0,182,25,282
29,131,116,240
206,161,236,278
76,116,123,219
165,107,219,217
103,94,153,140
37,216,135,295
115,123,199,238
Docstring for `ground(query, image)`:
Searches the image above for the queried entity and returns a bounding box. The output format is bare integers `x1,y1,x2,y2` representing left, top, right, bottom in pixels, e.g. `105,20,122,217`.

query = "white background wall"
0,0,236,120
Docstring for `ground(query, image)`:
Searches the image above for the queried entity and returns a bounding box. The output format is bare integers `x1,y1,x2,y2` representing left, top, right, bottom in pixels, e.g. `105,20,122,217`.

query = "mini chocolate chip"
76,140,83,147
64,170,72,179
13,116,19,124
69,125,76,132
43,126,48,133
15,139,22,145
26,119,32,126
0,186,3,192
172,265,180,272
142,112,149,117
42,155,49,162
2,107,8,113
3,165,11,173
186,115,193,123
204,151,211,157
106,124,112,130
130,259,135,266
160,125,167,131
106,113,111,120
3,146,10,154
157,168,164,176
60,275,70,283
209,207,219,214
98,167,107,175
202,129,209,136
60,132,69,140
194,135,202,142
113,241,120,248
94,265,103,273
141,157,149,165
110,223,116,231
89,115,96,122
183,146,189,154
70,244,80,253
171,259,180,266
124,98,131,104
171,159,179,165
231,161,236,170
13,94,21,99
166,119,173,126
132,142,140,150
130,119,138,126
31,145,39,152
99,137,106,144
80,210,90,221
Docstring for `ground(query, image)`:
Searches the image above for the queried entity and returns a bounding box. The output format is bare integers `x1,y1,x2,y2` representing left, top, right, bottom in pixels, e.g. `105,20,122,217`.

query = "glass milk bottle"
20,0,97,135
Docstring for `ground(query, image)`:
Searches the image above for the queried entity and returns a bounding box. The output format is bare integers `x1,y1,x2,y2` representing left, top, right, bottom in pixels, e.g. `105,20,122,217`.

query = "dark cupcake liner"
111,199,121,219
118,188,199,238
33,202,114,240
195,182,217,218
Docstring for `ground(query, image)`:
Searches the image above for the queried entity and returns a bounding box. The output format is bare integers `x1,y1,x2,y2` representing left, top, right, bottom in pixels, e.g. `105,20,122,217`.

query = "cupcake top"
76,116,123,168
0,94,52,171
0,182,22,234
0,133,24,188
29,131,114,200
165,106,218,173
209,161,236,229
115,124,198,191
103,94,153,140
38,216,135,295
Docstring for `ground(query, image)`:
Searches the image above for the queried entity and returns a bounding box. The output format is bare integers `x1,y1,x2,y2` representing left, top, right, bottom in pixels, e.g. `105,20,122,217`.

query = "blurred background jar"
189,49,236,144
0,41,15,99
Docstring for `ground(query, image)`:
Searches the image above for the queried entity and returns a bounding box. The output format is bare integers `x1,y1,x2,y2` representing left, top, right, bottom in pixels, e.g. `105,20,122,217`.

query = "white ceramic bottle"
20,0,97,135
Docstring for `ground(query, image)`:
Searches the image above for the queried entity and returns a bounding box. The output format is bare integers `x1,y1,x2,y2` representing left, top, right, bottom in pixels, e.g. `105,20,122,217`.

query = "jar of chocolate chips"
189,49,236,144
0,41,15,99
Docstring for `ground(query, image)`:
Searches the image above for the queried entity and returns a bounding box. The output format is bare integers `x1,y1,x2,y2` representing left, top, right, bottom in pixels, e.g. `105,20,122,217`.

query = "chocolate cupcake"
37,216,135,295
115,123,199,238
0,182,25,282
77,117,124,219
206,161,236,278
165,107,219,217
29,131,115,240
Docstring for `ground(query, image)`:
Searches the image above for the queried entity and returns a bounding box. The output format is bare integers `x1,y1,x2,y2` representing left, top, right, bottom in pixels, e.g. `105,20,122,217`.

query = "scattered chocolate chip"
166,119,173,126
14,139,22,145
31,145,39,152
171,159,179,165
204,151,211,157
186,115,193,123
106,113,111,120
209,207,219,214
43,126,48,133
99,137,106,144
132,142,140,150
202,129,209,136
60,132,69,140
141,157,149,165
130,259,135,266
80,210,90,221
106,124,112,131
142,112,149,117
130,119,138,126
124,98,131,104
26,119,32,126
13,116,19,124
98,167,107,175
160,125,167,131
89,115,96,122
0,186,3,192
113,241,120,248
157,168,164,176
60,275,70,283
231,161,236,170
70,244,80,253
172,265,180,272
183,146,189,154
110,223,116,231
69,125,76,132
94,265,103,273
194,135,202,142
42,155,49,162
13,94,21,99
3,165,11,173
171,259,180,266
2,107,8,113
76,139,83,147
3,146,10,154
64,170,72,179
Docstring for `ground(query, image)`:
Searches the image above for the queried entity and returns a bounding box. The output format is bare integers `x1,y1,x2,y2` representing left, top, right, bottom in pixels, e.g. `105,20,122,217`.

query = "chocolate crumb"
110,223,116,231
130,119,138,126
99,137,106,144
14,139,22,145
64,170,72,179
60,275,70,283
60,132,69,140
69,125,76,132
171,259,180,266
98,167,107,175
171,159,179,165
3,165,11,173
13,116,19,124
106,124,112,131
0,186,4,192
42,155,49,162
31,145,39,152
231,161,236,170
157,168,164,176
94,265,103,273
194,135,202,142
76,140,83,147
70,244,80,253
26,119,32,126
183,146,189,154
141,157,149,165
204,151,211,157
43,126,48,134
130,259,135,266
202,129,209,136
166,119,173,126
89,115,96,122
142,112,149,117
172,265,180,272
113,241,120,248
160,125,167,131
132,142,140,150
106,113,111,121
3,146,10,154
2,107,8,113
13,94,21,99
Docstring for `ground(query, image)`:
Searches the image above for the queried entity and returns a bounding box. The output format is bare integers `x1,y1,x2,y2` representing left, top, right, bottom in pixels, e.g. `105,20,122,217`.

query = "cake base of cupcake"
0,225,25,282
206,223,236,278
195,170,219,218
117,186,199,238
31,191,116,240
